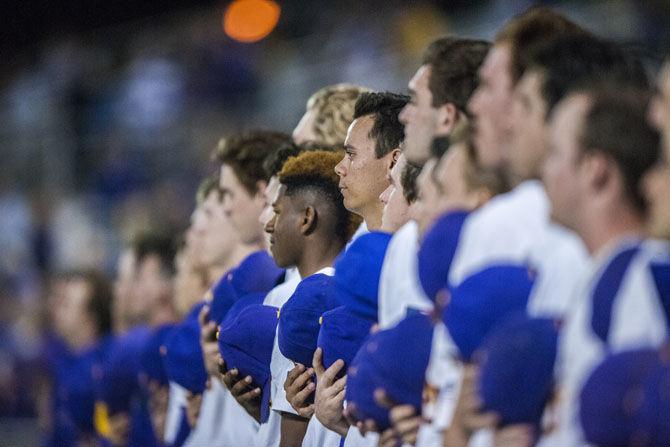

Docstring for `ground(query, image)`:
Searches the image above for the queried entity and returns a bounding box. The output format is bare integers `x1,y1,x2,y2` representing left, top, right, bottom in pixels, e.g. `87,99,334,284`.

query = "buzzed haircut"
306,84,370,146
495,6,587,83
278,150,362,243
215,130,293,194
578,87,659,214
263,141,340,179
132,232,177,278
422,37,491,113
353,92,410,158
527,34,649,117
196,174,221,205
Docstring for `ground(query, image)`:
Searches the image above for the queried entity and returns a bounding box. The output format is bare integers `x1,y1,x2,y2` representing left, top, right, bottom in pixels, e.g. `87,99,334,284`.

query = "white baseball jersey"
550,238,670,446
378,220,433,329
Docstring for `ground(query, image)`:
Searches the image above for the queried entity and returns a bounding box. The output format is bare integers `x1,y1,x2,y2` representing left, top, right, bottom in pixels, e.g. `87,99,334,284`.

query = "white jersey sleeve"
378,221,432,329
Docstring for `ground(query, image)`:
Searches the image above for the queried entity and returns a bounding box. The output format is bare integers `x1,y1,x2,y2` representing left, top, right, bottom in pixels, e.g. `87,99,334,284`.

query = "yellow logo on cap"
94,401,111,438
319,316,323,325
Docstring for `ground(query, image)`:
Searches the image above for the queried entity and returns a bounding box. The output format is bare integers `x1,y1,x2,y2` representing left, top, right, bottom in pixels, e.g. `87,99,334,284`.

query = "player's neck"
297,237,343,278
580,206,644,256
362,203,384,232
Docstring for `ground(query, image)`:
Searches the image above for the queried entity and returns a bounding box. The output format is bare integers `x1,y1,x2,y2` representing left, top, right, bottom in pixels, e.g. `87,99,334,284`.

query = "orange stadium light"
223,0,281,43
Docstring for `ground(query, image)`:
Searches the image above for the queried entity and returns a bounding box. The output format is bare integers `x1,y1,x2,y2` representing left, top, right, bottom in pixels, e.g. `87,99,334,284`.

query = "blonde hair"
306,84,370,146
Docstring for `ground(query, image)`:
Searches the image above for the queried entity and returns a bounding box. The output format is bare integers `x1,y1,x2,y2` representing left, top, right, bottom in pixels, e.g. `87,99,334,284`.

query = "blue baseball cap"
162,311,208,394
634,347,670,446
579,347,662,446
209,251,283,324
334,232,392,321
477,314,559,427
220,292,267,327
278,273,338,366
345,313,433,430
97,326,152,415
139,323,176,388
317,305,373,375
443,264,535,362
417,210,469,302
217,303,279,423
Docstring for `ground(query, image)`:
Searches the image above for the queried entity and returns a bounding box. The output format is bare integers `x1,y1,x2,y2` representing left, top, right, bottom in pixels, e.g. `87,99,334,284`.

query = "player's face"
187,205,208,270
544,94,590,232
173,246,205,317
220,164,266,245
435,143,480,212
510,71,549,182
380,153,410,233
54,278,93,345
644,62,670,240
200,190,239,268
265,185,302,268
114,248,136,324
468,44,515,169
414,158,440,234
259,176,282,252
293,107,319,144
335,115,391,221
649,62,670,154
643,144,670,240
399,65,440,165
132,255,171,319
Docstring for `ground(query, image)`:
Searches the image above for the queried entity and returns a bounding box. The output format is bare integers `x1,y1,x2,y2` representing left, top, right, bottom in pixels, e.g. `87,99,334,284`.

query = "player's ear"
301,206,317,236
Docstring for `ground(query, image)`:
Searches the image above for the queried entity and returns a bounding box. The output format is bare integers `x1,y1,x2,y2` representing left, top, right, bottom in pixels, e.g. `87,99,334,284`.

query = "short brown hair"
422,37,490,113
306,84,370,146
215,130,293,194
495,6,587,83
578,87,659,214
196,175,220,206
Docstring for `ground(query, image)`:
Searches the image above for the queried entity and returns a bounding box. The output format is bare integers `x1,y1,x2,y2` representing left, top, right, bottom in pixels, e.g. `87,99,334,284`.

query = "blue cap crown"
418,210,469,301
278,273,338,366
317,306,373,375
346,313,433,430
444,264,534,361
334,232,392,321
218,303,279,423
477,315,558,427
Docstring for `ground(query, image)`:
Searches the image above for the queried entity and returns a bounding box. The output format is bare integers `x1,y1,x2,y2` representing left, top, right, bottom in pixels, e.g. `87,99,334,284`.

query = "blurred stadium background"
0,0,669,444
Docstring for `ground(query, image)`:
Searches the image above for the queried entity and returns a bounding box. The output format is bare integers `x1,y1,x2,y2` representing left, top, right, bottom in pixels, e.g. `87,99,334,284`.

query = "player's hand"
147,381,169,442
493,424,534,447
219,358,261,422
185,391,203,428
443,364,499,447
107,411,131,447
199,305,221,376
376,388,422,446
284,363,315,418
313,348,349,436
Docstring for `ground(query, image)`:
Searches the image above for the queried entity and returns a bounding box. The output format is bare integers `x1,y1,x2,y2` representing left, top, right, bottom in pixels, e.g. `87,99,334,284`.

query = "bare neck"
297,237,344,278
578,205,644,256
361,202,384,232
